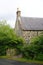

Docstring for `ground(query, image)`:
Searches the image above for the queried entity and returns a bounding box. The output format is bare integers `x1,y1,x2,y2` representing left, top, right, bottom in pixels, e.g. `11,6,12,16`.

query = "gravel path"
0,59,43,65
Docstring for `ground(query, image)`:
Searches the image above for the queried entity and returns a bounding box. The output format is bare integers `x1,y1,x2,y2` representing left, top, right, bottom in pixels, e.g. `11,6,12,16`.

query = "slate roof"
20,17,43,31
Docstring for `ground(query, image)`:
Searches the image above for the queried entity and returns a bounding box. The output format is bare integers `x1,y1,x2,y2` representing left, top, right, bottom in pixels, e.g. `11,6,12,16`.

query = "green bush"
21,45,36,59
21,35,43,60
0,46,6,56
0,21,25,56
35,54,43,61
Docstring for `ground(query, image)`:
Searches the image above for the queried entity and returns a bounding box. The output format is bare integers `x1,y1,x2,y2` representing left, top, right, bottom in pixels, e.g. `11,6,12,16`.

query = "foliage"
21,35,43,60
30,35,43,61
0,20,43,61
0,21,25,55
30,35,43,54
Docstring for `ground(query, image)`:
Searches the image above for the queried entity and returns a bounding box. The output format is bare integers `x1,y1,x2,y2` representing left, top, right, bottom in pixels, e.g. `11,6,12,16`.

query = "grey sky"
0,0,43,28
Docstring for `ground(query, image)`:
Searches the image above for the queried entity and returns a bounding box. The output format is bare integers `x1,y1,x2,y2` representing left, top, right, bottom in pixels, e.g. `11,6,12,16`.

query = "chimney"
16,8,21,17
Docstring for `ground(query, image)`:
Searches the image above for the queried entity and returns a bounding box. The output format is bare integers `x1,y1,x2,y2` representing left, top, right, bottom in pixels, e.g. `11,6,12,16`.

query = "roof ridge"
21,17,43,19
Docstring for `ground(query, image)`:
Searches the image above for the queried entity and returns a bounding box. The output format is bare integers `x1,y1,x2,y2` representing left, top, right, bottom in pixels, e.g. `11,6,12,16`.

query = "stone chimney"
16,8,21,18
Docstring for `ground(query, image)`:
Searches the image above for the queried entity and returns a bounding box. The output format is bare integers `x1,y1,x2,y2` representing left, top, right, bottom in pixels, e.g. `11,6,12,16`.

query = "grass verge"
0,56,43,64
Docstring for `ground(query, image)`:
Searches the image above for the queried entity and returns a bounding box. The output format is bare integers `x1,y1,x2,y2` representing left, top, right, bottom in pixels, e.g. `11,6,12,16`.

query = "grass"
0,56,43,64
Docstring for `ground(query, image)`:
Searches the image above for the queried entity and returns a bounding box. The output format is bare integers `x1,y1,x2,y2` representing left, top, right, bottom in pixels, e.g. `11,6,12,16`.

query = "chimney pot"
16,8,21,17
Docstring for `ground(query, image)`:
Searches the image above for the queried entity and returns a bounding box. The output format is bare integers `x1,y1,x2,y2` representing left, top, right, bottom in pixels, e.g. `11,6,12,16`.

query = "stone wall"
6,48,17,56
22,31,43,43
15,20,22,36
38,31,43,35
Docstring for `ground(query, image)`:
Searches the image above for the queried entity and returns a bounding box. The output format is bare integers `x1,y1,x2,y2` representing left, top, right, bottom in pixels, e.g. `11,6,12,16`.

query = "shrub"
21,35,43,60
0,21,25,56
35,54,43,61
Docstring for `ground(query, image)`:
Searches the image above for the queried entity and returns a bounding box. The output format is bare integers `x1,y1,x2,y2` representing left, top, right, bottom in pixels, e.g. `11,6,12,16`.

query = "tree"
0,20,25,55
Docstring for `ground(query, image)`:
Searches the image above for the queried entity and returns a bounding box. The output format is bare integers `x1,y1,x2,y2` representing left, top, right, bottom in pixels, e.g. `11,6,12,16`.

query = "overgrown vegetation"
0,20,43,61
0,20,25,55
20,35,43,61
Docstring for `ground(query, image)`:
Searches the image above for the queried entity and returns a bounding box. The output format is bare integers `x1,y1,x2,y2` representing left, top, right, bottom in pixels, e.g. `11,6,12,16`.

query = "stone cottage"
15,8,43,42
